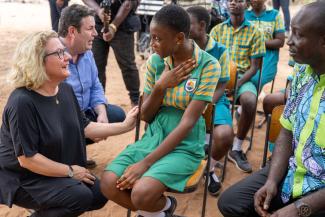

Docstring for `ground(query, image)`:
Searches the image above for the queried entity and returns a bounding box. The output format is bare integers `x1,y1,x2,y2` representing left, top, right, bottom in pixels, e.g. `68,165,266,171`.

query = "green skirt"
106,106,206,192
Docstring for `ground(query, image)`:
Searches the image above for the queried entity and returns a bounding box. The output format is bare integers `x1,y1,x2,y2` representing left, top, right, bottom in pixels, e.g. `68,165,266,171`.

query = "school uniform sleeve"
6,94,40,157
218,48,230,83
274,11,285,34
143,55,157,95
193,59,220,102
280,64,302,131
209,25,220,42
250,28,266,58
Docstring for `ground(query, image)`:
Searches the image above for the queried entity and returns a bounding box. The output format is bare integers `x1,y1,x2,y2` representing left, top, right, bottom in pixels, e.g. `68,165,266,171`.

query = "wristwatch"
67,165,74,178
294,200,312,217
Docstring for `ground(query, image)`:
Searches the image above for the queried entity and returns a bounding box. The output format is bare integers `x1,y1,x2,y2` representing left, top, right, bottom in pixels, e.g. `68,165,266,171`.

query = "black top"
0,83,89,207
95,0,140,33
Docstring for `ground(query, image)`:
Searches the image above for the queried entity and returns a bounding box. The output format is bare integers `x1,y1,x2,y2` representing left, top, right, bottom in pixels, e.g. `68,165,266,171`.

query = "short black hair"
58,4,96,37
152,4,190,38
187,6,211,31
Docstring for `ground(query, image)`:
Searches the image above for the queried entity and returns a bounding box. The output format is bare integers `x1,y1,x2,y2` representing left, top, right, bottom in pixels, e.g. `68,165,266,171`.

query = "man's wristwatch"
294,200,312,217
67,165,74,178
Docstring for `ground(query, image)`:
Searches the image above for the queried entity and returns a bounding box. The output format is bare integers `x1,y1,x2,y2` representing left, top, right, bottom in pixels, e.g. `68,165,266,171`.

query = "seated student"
218,2,325,216
210,0,265,173
187,6,233,196
246,0,285,89
0,30,138,216
100,5,220,217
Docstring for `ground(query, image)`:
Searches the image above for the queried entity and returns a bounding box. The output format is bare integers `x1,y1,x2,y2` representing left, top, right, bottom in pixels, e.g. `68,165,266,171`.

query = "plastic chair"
261,105,284,168
127,99,215,217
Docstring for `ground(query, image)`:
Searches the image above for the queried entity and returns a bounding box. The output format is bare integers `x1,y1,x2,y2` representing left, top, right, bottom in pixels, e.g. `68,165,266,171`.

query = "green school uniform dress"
106,42,220,191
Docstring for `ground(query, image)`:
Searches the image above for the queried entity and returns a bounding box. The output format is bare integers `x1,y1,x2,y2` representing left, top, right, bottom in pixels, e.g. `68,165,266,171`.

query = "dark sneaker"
208,172,222,196
228,150,252,173
85,159,97,169
164,196,177,216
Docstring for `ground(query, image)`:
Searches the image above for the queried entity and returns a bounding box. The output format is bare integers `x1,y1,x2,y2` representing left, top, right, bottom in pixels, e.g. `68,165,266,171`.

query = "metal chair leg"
262,115,271,168
201,105,215,217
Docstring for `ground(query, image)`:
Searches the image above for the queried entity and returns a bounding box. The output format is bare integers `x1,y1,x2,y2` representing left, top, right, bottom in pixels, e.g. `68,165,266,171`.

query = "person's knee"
218,189,243,217
212,125,234,160
67,185,94,213
107,104,126,123
100,172,120,199
131,184,155,210
240,93,257,114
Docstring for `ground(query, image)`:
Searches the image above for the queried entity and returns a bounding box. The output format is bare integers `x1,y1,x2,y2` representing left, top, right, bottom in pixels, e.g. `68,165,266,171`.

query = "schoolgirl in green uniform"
100,4,220,217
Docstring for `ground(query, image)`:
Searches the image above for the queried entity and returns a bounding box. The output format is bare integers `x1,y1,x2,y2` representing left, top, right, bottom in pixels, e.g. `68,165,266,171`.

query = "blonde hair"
9,30,58,89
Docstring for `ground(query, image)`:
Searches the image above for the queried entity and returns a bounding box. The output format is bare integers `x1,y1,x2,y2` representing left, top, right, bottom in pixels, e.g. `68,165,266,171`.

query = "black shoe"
228,150,252,173
208,172,222,196
164,196,177,216
86,159,97,169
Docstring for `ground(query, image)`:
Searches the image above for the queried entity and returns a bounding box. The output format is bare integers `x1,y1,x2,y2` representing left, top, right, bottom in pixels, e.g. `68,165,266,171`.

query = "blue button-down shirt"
65,50,107,111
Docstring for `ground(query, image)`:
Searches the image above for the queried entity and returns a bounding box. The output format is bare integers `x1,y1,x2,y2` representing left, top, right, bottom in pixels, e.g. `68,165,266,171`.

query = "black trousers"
14,178,107,217
48,0,69,32
218,164,324,217
92,30,140,104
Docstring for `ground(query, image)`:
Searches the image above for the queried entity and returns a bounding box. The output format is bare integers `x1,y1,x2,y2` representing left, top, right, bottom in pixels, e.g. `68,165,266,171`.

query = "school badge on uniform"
184,78,197,92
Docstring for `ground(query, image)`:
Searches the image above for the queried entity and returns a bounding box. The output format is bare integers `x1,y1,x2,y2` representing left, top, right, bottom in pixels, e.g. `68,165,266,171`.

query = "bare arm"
267,128,293,185
141,59,197,122
265,32,285,50
18,153,71,177
84,106,138,140
82,0,101,15
254,128,293,216
111,0,137,28
212,82,227,104
116,100,207,189
237,57,262,87
18,154,96,184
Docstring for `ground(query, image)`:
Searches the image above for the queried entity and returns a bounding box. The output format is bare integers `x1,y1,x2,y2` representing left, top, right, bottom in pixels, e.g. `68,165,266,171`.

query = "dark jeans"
92,30,140,104
84,103,126,145
49,0,69,32
272,0,290,31
218,164,324,217
14,178,107,217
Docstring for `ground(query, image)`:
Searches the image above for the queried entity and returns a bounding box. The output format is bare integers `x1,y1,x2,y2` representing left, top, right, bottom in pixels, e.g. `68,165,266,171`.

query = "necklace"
37,86,59,105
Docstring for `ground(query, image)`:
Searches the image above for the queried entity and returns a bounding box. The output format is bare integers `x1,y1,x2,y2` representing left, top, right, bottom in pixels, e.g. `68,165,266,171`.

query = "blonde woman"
0,30,138,216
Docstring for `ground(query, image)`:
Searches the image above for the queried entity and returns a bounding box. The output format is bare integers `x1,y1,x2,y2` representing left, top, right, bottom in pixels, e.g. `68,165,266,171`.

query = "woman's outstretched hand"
123,106,139,131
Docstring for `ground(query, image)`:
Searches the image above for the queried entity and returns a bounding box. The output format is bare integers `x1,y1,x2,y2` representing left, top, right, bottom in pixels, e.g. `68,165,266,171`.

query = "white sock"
136,197,171,217
136,210,165,217
209,157,217,172
232,137,243,151
237,106,242,115
210,172,220,183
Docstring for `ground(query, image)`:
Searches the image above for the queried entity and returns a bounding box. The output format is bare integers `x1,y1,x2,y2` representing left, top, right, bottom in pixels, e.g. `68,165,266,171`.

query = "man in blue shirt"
58,4,126,166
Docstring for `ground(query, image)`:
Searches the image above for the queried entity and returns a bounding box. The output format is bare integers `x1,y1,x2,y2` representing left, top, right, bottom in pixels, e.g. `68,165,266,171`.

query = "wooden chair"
261,105,284,168
127,98,215,217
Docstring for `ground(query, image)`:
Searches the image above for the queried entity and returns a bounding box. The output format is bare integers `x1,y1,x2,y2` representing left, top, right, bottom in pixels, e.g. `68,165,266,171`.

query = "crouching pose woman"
100,5,220,217
0,30,138,217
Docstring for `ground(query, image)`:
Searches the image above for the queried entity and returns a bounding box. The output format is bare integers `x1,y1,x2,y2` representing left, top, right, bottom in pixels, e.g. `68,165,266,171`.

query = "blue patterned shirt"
280,64,325,202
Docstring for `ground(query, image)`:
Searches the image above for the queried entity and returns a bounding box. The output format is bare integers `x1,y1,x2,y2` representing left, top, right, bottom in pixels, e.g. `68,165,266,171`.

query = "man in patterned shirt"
217,2,325,217
210,0,265,173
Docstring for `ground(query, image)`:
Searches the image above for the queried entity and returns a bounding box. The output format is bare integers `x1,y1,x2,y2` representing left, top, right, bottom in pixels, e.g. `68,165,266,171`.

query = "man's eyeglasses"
44,49,67,60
